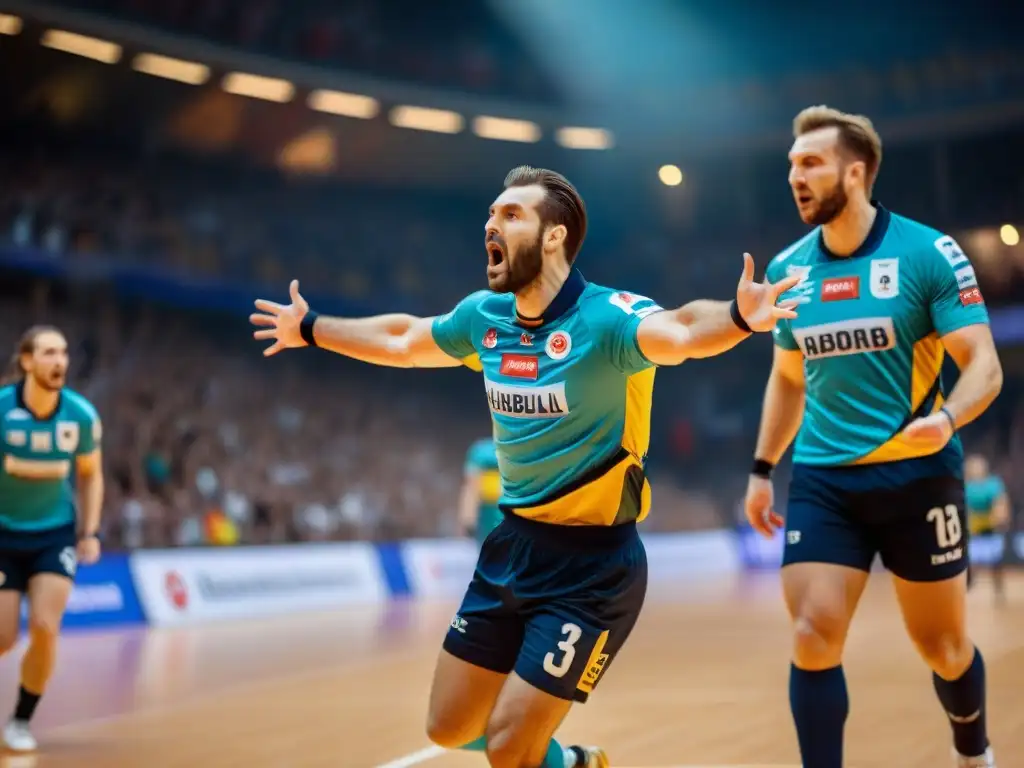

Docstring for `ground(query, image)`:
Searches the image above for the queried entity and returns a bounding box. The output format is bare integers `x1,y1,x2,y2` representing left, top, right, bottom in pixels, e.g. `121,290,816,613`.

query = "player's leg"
426,520,522,751
484,528,648,768
880,477,993,767
780,469,875,768
5,543,76,752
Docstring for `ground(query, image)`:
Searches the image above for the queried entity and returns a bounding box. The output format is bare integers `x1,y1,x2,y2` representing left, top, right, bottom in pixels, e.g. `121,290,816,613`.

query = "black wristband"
939,406,957,431
78,532,101,543
299,311,319,347
730,299,752,333
751,458,774,479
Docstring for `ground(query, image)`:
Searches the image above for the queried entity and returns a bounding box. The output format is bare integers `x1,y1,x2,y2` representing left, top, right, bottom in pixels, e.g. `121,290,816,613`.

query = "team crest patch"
482,328,498,349
545,331,572,360
56,422,80,453
870,259,899,299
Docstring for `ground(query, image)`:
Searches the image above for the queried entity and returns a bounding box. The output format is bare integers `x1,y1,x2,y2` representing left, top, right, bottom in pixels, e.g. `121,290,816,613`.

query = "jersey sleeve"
765,258,800,350
588,290,664,374
925,234,990,336
431,290,489,365
76,401,102,455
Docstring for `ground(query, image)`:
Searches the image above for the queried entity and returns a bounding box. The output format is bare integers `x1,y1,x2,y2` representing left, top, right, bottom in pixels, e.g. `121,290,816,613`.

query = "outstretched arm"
251,280,464,368
635,254,801,366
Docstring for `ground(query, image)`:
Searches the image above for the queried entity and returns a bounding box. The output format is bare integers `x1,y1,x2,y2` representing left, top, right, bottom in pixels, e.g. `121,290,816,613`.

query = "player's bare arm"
636,253,802,365
901,324,1003,450
745,346,805,537
250,279,463,368
75,447,103,564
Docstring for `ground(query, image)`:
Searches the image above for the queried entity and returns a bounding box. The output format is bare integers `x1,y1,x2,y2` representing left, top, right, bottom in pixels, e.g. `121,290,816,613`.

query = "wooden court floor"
2,570,1022,768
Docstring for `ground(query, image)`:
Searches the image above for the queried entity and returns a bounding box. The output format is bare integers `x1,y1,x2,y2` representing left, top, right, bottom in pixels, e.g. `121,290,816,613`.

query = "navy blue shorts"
783,463,967,582
443,513,648,703
0,524,78,593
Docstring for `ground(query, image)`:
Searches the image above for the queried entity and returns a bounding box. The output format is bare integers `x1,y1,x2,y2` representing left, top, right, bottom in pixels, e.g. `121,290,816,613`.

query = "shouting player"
459,438,504,547
252,166,799,768
964,453,1011,603
746,107,1003,768
0,326,104,752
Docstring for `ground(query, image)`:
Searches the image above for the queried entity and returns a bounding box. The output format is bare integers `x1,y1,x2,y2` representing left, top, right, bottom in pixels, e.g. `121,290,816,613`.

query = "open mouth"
486,242,505,268
796,192,813,206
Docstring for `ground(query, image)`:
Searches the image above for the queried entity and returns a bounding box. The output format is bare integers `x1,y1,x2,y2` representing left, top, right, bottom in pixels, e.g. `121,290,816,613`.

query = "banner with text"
32,553,146,630
130,543,387,626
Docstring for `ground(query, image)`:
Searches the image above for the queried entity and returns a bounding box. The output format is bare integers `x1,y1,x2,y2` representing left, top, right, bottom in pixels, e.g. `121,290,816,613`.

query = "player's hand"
76,535,101,566
744,475,784,539
899,411,955,453
251,279,310,357
735,253,801,333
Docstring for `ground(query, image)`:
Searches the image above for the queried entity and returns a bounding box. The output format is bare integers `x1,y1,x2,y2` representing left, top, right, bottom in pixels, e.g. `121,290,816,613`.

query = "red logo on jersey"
821,277,860,301
545,331,572,360
164,571,189,610
959,286,984,306
482,328,498,348
617,292,635,304
519,332,533,346
500,354,539,379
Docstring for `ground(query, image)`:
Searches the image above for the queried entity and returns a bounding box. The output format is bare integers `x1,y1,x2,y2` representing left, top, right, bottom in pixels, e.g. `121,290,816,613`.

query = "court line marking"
375,745,446,768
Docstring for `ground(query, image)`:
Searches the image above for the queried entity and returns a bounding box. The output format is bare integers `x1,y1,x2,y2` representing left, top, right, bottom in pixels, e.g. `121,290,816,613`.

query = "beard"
488,236,544,294
804,179,848,226
32,370,64,392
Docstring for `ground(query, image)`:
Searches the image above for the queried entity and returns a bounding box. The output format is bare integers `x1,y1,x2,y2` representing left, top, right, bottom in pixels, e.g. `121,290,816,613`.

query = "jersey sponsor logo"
483,379,568,419
934,235,969,269
793,317,896,360
545,331,572,360
482,328,498,349
870,258,900,299
499,354,539,380
959,286,984,306
5,430,26,447
955,265,978,289
820,277,860,301
3,455,71,479
30,431,52,452
56,422,80,453
519,332,533,346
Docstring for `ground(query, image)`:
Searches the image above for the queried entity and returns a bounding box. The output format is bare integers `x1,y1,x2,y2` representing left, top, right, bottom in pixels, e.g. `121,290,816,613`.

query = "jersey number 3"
926,504,963,549
543,622,583,678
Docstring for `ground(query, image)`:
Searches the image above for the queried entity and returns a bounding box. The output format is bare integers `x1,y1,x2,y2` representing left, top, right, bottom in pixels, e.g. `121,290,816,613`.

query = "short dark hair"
1,325,63,386
503,166,587,264
793,105,883,195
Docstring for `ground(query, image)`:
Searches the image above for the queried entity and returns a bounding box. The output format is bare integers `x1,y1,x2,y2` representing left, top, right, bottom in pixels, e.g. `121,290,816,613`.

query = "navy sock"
933,648,988,758
789,664,848,768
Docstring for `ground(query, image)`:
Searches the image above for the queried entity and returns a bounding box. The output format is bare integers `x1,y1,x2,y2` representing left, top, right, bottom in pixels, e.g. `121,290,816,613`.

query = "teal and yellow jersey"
465,438,504,542
0,382,101,533
966,475,1006,534
433,269,661,527
767,204,989,478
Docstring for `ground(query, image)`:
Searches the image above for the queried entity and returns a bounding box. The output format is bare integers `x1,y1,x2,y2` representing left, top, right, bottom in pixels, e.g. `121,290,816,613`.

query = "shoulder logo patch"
482,328,498,349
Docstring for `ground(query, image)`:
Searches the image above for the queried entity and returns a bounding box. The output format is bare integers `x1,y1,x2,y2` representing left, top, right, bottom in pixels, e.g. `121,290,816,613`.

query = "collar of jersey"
16,380,62,421
817,200,891,261
515,268,587,327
